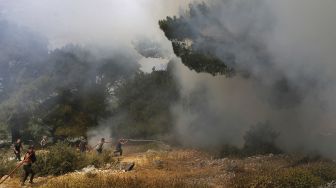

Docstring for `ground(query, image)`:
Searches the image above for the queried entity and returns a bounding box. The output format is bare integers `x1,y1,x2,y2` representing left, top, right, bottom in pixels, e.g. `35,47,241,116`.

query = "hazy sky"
0,0,192,49
0,0,195,72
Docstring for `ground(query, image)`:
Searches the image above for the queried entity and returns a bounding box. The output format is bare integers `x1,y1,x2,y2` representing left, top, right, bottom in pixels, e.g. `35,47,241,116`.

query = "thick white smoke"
1,0,336,156
172,0,336,157
0,0,194,142
1,0,192,49
0,0,193,72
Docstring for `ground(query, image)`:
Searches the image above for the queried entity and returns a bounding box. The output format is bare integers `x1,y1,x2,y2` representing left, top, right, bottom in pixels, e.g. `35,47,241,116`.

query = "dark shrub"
34,142,85,176
218,144,243,158
243,122,282,156
34,142,115,176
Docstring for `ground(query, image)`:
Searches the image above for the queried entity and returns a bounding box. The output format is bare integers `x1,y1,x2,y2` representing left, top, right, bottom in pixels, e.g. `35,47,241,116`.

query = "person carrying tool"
113,139,128,156
13,138,23,161
21,145,36,186
94,138,111,154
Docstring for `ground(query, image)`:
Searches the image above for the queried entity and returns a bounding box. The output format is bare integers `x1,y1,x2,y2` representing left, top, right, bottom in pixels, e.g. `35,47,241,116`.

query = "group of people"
79,137,128,156
11,137,128,185
12,138,36,186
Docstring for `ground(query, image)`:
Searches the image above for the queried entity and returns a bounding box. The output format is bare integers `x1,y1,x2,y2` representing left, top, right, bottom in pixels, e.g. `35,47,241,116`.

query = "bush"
291,153,324,167
34,142,115,176
218,144,243,158
84,151,114,168
34,142,85,176
243,122,282,156
0,151,16,178
216,122,283,158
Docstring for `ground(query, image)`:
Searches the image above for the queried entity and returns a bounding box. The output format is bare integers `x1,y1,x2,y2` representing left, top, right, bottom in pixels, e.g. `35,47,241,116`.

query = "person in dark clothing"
13,138,23,161
114,139,128,156
79,136,87,153
21,145,36,186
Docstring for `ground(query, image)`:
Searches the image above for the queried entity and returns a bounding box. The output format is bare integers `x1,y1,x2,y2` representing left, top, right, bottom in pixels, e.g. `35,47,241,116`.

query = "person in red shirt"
21,145,36,185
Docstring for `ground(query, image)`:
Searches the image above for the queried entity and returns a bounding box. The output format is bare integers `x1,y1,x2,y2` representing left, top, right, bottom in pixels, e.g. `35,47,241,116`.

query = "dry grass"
38,172,207,188
37,149,215,188
2,146,336,188
0,149,20,178
230,156,336,188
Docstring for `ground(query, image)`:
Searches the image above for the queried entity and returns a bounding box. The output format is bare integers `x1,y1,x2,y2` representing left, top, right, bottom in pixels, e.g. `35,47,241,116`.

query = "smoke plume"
0,0,193,142
1,0,336,157
170,0,336,157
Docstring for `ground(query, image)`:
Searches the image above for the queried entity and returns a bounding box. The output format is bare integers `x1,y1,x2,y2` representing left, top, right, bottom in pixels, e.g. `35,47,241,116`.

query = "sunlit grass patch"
38,172,208,188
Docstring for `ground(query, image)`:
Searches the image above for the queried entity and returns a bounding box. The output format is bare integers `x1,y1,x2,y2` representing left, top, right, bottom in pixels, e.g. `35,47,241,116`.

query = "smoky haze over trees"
0,19,179,144
0,0,336,158
161,0,336,157
0,21,143,141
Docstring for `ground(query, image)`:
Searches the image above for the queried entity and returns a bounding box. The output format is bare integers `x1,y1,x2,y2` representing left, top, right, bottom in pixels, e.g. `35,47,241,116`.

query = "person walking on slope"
21,146,37,186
